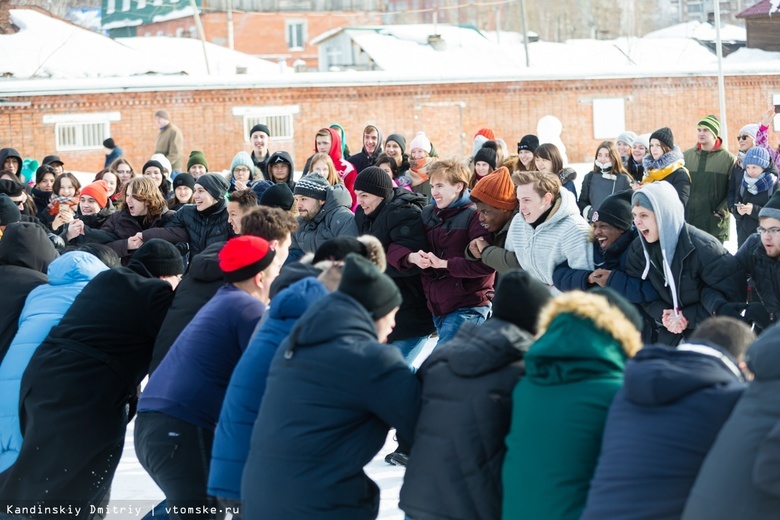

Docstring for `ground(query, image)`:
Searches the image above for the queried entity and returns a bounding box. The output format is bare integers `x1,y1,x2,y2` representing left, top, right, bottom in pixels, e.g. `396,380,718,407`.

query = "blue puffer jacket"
0,252,107,473
208,277,330,500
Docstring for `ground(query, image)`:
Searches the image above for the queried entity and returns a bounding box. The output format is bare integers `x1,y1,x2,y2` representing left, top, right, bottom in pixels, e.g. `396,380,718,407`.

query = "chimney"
0,0,13,35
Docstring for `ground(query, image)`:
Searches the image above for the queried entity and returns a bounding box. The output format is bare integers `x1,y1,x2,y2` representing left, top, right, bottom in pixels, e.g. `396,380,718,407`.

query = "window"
233,106,300,141
286,20,306,50
43,112,121,152
106,0,116,14
592,98,626,139
122,0,130,11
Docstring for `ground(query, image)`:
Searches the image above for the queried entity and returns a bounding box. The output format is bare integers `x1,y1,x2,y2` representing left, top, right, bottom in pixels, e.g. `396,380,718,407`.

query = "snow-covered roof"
117,37,292,76
102,4,195,30
644,21,746,42
1,8,181,78
737,0,780,18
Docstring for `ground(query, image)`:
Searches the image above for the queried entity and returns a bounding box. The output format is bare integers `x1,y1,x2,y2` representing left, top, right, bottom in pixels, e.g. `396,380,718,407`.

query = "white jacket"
505,189,593,290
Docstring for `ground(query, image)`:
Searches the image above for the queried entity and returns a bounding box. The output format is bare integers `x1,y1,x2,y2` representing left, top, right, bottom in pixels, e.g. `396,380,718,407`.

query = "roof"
644,21,746,42
737,0,780,18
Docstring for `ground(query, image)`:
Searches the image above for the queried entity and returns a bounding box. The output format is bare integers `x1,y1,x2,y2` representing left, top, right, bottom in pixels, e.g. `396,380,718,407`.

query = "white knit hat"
409,131,432,154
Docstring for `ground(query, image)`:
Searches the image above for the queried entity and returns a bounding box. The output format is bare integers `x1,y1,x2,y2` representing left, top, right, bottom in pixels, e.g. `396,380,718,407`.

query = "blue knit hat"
230,151,255,176
744,147,770,170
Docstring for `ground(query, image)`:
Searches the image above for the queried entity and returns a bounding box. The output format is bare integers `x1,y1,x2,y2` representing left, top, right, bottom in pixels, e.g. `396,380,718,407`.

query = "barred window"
234,106,300,141
43,112,121,152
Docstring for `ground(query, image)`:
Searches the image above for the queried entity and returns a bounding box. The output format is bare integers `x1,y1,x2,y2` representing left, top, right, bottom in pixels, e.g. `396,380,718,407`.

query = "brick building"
0,72,777,176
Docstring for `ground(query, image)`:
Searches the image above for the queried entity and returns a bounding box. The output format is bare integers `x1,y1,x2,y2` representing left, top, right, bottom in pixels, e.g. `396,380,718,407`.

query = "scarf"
48,194,79,216
642,160,689,184
594,161,617,180
742,171,776,195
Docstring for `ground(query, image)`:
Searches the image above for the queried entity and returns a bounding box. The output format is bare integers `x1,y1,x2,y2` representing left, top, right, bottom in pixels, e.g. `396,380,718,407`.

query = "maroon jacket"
391,193,494,317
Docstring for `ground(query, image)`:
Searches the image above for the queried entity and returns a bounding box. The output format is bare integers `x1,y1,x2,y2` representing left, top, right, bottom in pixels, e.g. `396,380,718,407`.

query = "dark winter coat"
84,207,186,264
736,233,780,325
559,167,578,199
149,241,225,374
157,199,233,258
464,212,521,275
684,141,736,242
582,343,746,520
399,191,494,317
261,151,296,192
578,170,633,219
0,222,57,365
289,184,358,259
642,146,691,207
502,293,638,520
61,207,114,245
626,224,743,345
728,169,778,247
104,146,122,169
399,319,534,520
139,285,265,430
209,277,329,500
553,228,659,304
0,262,175,511
627,155,644,183
682,326,780,520
30,188,51,217
251,150,270,180
356,188,434,341
241,291,420,520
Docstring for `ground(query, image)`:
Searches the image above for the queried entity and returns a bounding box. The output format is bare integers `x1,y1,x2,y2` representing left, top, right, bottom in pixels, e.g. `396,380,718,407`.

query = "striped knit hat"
698,115,721,138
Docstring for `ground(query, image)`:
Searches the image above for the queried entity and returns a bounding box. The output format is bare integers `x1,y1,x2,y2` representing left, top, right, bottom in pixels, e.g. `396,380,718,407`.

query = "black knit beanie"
195,173,229,200
132,239,184,277
0,194,21,226
338,253,402,320
474,140,498,170
172,173,196,191
593,190,633,232
142,160,165,175
492,270,551,335
354,166,393,200
650,127,674,150
517,134,539,153
260,182,295,211
386,134,407,155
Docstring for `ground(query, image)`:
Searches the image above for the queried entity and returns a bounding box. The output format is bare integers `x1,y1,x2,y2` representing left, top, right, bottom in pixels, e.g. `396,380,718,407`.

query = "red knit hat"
469,166,518,211
80,180,109,209
219,235,276,283
474,128,496,141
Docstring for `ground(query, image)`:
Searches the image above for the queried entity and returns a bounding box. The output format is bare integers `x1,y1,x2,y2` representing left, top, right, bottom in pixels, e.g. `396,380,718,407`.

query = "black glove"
745,303,772,329
717,301,747,319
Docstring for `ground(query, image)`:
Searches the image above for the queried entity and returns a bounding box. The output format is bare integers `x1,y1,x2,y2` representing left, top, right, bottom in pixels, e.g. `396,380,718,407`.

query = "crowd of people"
0,105,779,520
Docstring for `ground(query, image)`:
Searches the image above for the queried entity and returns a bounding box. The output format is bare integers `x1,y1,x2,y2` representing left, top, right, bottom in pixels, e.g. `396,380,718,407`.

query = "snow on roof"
101,4,196,30
118,37,292,76
644,21,746,42
2,9,181,78
737,0,780,18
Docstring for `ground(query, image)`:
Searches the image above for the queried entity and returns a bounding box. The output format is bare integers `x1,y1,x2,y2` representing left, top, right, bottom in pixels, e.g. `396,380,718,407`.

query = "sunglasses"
737,135,751,141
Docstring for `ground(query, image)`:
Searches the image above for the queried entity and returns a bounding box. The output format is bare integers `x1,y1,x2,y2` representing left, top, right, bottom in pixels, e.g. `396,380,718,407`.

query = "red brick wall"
143,11,382,70
0,75,777,176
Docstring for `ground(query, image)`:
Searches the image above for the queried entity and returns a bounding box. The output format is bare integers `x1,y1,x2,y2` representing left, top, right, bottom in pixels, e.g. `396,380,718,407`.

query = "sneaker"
384,451,409,467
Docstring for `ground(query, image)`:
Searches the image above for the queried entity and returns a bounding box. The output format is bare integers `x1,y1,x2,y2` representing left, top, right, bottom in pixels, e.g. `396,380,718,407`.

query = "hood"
0,148,23,174
323,182,352,214
745,323,780,381
633,181,685,309
359,124,383,159
0,221,58,272
439,318,533,378
269,260,321,299
623,342,744,406
187,240,225,283
526,291,641,385
268,150,295,172
313,127,344,162
47,251,109,286
559,166,577,183
643,145,685,172
268,276,329,321
389,188,427,212
283,291,377,357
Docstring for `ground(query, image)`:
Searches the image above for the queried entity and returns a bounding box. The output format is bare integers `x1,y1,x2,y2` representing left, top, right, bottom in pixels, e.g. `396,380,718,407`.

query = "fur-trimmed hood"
525,291,641,385
643,145,684,172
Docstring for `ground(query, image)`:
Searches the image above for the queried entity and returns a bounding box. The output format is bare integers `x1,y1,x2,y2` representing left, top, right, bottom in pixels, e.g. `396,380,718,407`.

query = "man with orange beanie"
466,166,521,273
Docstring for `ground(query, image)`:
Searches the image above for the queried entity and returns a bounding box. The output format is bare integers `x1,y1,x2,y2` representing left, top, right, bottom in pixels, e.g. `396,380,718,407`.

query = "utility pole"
518,0,530,67
227,0,234,50
714,0,728,146
189,0,211,75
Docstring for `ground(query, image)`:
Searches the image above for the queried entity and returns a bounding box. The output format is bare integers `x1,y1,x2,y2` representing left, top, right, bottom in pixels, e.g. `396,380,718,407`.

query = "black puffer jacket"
736,233,780,326
400,318,534,520
84,208,187,264
149,241,226,374
355,188,435,341
156,199,234,258
0,222,58,364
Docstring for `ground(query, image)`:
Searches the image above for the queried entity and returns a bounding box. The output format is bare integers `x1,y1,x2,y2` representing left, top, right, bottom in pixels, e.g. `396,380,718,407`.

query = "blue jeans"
392,335,430,365
432,305,491,349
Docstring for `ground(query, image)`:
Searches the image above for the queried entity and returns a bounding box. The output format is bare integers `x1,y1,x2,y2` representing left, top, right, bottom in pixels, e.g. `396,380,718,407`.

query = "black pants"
134,412,223,520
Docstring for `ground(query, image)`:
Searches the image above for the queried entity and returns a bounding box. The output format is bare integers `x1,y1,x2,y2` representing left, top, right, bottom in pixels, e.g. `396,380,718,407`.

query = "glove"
717,301,747,319
745,303,772,330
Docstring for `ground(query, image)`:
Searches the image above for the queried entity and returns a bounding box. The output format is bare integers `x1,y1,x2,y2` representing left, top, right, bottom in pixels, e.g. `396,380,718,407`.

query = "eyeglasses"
737,135,751,141
757,227,780,236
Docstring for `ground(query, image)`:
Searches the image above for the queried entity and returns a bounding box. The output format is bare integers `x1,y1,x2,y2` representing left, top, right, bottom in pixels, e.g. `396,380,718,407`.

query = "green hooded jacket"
683,141,736,242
